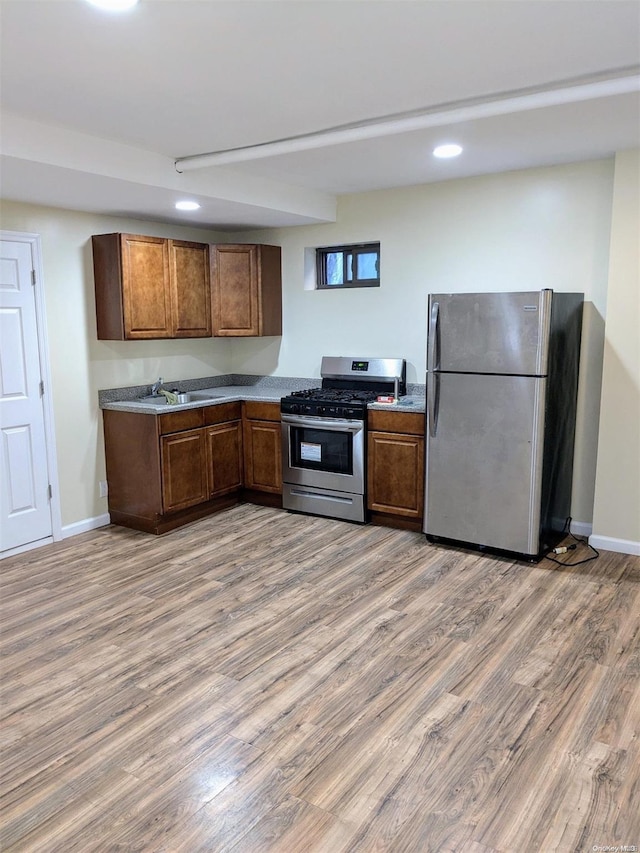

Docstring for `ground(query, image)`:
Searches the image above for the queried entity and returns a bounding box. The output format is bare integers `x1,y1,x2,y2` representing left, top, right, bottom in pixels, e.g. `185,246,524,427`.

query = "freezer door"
424,373,546,555
427,291,552,375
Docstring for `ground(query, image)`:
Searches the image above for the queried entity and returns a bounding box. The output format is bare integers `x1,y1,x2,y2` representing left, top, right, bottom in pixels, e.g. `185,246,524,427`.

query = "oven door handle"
281,413,364,433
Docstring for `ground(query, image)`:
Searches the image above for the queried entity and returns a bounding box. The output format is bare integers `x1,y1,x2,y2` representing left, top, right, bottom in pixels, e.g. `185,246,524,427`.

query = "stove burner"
282,357,406,421
288,387,382,404
288,387,322,399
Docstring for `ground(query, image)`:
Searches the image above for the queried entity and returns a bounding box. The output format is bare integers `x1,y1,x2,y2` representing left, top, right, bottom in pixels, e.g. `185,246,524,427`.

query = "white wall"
230,160,615,528
0,201,230,529
0,157,623,538
230,161,613,382
591,149,640,554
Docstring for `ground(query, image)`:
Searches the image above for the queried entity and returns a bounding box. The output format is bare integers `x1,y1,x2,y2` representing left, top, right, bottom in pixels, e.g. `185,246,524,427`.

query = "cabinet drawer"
242,401,281,422
368,410,425,435
204,401,242,425
158,409,204,434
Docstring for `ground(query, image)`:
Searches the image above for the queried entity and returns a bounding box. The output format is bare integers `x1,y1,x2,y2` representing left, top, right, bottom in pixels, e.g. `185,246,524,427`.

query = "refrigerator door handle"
428,300,440,437
428,300,440,371
428,371,439,437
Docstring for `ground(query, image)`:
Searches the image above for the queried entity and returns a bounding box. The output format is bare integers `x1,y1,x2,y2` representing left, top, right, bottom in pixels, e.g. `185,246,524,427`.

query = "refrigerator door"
428,291,552,376
424,373,547,555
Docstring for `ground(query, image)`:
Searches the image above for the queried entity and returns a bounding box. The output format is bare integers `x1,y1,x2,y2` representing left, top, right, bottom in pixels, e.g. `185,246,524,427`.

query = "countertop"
100,386,426,415
368,395,425,413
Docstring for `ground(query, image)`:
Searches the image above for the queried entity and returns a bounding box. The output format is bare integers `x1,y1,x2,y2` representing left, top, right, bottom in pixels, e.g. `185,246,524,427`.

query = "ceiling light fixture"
174,70,640,172
433,144,463,158
175,201,201,211
85,0,139,11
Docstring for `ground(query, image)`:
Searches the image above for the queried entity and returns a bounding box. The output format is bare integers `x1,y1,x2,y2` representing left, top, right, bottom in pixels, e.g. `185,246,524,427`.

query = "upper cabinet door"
169,240,211,337
212,244,259,335
121,234,172,338
92,233,211,340
211,244,282,337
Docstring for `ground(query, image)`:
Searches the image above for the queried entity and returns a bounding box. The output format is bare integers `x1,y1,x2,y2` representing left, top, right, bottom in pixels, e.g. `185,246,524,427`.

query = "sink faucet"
151,377,163,396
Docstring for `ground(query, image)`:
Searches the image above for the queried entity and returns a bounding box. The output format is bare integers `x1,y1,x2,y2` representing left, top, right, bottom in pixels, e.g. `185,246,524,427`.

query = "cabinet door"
212,244,259,336
160,428,208,512
121,234,172,338
169,240,212,337
206,421,243,496
243,419,282,493
368,431,424,518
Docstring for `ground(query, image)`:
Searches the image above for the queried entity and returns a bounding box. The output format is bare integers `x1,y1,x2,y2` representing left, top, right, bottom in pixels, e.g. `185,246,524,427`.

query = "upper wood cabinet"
92,233,211,340
211,244,282,337
169,240,212,338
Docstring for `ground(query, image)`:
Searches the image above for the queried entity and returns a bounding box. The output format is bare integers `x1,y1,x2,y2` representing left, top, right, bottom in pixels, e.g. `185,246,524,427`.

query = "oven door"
281,413,365,494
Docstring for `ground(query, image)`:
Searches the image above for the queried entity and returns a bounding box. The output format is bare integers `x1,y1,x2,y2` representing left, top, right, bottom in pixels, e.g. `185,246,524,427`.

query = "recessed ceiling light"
85,0,139,10
175,201,201,211
433,144,463,159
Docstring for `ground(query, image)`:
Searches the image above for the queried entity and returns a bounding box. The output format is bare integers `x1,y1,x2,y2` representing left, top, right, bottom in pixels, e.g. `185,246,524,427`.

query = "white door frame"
1,230,62,555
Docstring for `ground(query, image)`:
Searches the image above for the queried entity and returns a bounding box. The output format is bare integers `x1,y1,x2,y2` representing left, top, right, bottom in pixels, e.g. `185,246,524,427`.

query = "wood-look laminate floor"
1,505,639,852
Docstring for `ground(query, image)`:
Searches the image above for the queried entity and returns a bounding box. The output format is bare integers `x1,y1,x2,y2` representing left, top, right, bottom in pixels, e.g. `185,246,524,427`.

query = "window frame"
315,241,380,289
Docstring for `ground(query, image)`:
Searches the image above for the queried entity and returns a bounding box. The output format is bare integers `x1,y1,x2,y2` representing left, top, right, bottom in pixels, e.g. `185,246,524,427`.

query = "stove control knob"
289,403,300,414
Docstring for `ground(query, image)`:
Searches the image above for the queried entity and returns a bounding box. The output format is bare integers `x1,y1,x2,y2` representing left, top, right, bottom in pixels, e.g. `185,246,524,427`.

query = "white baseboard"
1,537,54,559
11,512,640,558
588,534,640,557
551,517,592,538
570,520,592,538
567,520,639,556
1,514,110,560
61,513,111,539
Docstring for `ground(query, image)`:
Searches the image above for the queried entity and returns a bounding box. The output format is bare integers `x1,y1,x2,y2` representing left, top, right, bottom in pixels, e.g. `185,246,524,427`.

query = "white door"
0,237,53,553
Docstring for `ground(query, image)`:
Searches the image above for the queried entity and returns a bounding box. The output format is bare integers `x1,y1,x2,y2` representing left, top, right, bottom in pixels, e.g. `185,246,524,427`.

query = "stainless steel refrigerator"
423,289,583,559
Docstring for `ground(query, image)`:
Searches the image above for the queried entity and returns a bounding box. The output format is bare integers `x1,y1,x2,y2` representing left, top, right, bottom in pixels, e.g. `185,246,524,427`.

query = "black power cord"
543,516,600,566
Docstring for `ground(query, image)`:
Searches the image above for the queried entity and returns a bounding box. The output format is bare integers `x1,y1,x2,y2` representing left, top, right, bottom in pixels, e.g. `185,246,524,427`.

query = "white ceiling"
1,0,639,231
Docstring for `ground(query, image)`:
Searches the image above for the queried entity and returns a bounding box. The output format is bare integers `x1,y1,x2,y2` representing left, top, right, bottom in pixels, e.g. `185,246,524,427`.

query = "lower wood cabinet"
161,428,209,512
367,409,425,531
242,401,282,500
206,420,243,496
105,399,427,534
103,402,242,534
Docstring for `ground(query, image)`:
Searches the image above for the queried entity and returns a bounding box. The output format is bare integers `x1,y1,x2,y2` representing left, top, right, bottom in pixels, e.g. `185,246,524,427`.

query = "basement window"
316,242,380,289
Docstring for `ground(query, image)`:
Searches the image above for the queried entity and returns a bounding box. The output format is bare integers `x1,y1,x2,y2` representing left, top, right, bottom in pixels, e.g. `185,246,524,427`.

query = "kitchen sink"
135,392,224,406
136,396,170,405
188,391,224,401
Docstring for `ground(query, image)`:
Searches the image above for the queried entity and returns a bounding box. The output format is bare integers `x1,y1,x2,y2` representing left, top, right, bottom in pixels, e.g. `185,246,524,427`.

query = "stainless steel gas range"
280,356,406,523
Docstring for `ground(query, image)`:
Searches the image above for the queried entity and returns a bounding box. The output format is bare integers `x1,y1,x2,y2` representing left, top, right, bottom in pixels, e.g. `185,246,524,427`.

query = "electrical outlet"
99,480,108,498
